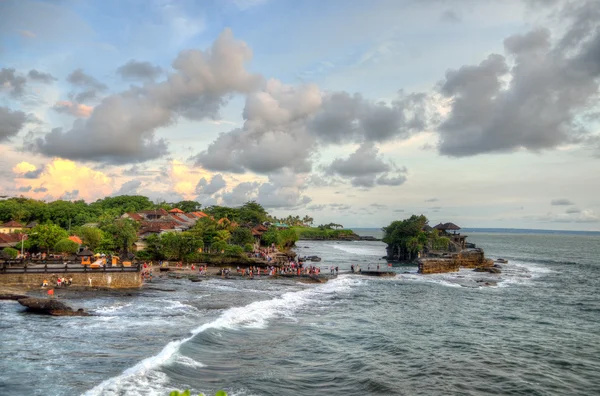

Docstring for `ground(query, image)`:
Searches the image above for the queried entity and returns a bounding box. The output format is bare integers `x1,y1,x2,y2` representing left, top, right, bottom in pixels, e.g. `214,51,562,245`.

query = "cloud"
307,204,327,211
329,203,351,211
195,174,226,195
370,203,387,209
61,189,79,200
327,142,408,188
0,68,27,97
437,11,600,156
440,10,461,24
0,107,27,142
551,198,575,206
17,29,36,38
376,174,407,186
18,185,32,192
114,179,142,196
566,207,581,214
28,69,56,83
311,90,430,145
394,209,405,213
221,181,260,206
23,168,43,179
27,29,262,164
65,68,107,103
425,198,439,202
116,60,163,81
53,101,93,118
533,209,599,223
13,159,112,201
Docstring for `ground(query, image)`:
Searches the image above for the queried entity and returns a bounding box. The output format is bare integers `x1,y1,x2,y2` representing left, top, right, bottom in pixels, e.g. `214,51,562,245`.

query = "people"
42,279,48,287
351,264,355,273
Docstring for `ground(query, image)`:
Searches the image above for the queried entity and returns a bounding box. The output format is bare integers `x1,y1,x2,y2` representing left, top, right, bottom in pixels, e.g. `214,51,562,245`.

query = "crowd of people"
41,276,72,287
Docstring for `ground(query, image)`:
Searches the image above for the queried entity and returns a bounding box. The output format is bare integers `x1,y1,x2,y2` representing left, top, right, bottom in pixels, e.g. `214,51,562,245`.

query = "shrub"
54,238,79,254
2,247,19,259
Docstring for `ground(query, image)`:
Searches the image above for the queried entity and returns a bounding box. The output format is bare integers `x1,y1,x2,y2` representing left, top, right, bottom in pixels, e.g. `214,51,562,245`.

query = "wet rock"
0,293,29,301
18,297,90,316
473,267,501,273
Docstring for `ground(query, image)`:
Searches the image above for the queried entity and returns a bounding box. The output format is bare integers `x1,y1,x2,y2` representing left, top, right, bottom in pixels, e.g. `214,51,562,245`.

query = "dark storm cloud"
0,68,26,97
0,107,27,142
437,2,600,157
117,60,163,81
26,29,262,165
551,199,574,206
28,69,57,83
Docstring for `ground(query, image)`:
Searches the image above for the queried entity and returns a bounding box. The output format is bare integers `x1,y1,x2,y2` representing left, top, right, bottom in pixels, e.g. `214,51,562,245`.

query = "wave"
82,275,364,396
327,244,385,257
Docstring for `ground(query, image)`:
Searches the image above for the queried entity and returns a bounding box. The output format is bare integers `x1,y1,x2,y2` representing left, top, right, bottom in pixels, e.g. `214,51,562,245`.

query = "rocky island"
383,215,496,274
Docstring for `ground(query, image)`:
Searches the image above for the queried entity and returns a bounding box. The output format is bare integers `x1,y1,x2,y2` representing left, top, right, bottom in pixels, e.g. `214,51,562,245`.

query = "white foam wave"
173,355,206,369
95,303,132,314
83,275,363,396
327,243,384,256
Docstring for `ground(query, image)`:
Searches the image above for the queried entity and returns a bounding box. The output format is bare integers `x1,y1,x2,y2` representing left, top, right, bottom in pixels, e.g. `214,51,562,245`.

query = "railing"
0,263,141,274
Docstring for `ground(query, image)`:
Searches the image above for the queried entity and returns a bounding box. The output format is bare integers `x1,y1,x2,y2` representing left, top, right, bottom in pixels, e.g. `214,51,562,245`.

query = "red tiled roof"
68,236,83,244
192,211,208,218
140,208,168,216
0,233,22,245
255,224,268,232
183,213,197,219
126,212,144,221
169,208,184,213
2,220,23,228
251,229,261,236
141,221,178,230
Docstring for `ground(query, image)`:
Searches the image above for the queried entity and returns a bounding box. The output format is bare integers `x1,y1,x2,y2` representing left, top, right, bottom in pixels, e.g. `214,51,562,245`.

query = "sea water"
1,230,599,395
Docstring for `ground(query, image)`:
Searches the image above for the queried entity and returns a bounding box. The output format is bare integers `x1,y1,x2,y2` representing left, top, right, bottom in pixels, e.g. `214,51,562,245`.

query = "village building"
0,221,24,234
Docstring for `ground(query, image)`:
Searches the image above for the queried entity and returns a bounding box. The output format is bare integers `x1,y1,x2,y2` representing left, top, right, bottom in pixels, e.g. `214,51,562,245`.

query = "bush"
54,238,79,254
243,243,254,252
2,247,19,259
224,245,244,256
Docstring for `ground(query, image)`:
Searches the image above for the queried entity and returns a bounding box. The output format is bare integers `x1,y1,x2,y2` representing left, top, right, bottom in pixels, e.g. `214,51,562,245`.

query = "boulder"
18,297,90,316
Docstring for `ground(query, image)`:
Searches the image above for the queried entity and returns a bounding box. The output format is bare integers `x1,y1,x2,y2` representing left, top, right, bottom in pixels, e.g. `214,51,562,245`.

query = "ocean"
1,229,599,395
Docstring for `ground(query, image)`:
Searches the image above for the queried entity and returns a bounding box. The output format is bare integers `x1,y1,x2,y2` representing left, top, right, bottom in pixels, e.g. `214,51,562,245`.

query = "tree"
54,238,79,254
382,215,429,261
239,201,267,225
101,218,138,256
161,232,202,262
79,227,103,251
172,200,201,213
28,223,69,253
231,227,254,246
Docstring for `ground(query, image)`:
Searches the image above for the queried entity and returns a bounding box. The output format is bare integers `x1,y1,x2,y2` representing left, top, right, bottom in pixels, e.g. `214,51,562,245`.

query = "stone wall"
418,250,493,274
0,272,142,288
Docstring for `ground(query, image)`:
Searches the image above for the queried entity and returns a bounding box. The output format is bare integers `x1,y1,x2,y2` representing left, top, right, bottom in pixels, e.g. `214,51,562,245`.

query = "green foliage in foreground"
170,389,227,396
1,247,19,259
292,226,355,240
54,238,79,254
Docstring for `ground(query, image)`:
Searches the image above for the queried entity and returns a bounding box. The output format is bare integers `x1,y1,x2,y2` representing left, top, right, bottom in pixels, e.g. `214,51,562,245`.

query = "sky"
1,0,599,230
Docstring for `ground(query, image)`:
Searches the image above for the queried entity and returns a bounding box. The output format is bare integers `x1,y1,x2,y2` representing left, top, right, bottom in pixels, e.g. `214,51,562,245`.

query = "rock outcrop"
18,297,90,316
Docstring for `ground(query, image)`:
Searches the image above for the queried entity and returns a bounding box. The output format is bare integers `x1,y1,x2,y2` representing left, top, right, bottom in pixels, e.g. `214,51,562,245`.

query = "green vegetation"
54,238,79,254
1,247,18,259
292,226,355,240
0,194,354,259
383,215,451,261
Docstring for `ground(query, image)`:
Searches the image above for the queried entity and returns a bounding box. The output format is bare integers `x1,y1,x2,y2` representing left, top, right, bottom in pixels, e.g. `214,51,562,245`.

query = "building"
0,221,24,234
